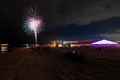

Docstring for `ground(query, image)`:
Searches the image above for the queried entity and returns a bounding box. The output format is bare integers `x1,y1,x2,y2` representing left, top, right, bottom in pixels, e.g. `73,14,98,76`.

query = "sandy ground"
0,48,57,80
0,48,120,80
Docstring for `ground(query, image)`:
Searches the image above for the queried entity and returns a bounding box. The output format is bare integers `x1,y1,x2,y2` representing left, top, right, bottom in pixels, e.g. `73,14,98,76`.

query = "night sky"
1,0,120,43
20,0,120,25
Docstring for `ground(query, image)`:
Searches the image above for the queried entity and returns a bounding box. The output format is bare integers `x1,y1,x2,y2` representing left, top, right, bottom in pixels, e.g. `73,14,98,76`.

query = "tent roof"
91,40,118,44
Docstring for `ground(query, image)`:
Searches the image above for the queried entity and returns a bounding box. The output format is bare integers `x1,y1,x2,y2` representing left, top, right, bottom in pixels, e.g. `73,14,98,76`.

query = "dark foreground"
0,47,120,80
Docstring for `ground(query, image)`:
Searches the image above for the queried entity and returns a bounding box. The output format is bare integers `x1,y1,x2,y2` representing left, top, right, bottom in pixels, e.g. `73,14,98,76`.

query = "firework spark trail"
23,7,44,45
34,29,37,46
27,17,41,46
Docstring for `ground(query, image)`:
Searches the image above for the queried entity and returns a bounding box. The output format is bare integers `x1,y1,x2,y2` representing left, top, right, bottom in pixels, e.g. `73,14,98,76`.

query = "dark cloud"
47,0,120,25
14,0,120,25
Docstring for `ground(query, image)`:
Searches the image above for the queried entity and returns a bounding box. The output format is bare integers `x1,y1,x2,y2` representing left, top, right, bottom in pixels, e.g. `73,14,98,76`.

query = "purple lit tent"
91,40,119,48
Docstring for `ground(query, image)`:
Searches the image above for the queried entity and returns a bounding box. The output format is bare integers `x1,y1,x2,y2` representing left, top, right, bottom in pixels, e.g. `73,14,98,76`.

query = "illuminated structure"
49,40,93,48
92,40,118,44
0,44,8,53
91,39,119,48
50,41,57,48
70,44,81,47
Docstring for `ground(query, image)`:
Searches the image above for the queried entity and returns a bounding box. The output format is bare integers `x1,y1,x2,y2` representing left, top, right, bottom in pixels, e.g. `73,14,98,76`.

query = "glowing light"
23,7,45,47
92,40,118,44
1,44,8,52
70,44,80,47
26,17,43,47
58,44,63,48
50,41,57,48
28,17,41,31
63,41,79,44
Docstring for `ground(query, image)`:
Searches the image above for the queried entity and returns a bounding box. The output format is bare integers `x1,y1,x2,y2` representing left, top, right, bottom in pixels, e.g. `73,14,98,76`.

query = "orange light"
50,41,57,48
70,44,80,47
58,44,63,48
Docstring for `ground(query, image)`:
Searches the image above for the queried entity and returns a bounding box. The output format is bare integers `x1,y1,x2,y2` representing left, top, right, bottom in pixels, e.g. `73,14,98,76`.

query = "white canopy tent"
91,40,118,45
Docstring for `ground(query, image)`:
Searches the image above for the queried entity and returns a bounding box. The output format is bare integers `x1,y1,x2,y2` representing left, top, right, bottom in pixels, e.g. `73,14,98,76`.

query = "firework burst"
23,6,45,45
